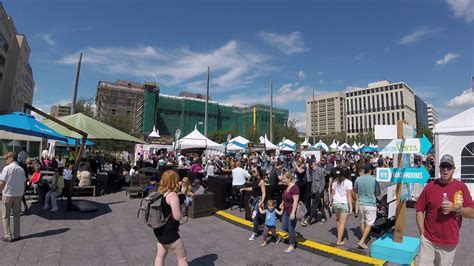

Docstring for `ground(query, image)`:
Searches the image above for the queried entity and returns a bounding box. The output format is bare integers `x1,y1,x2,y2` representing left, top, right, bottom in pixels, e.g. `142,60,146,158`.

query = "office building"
415,95,429,129
50,103,72,117
95,80,144,134
0,3,35,114
306,80,418,138
306,92,345,137
136,87,289,138
427,104,439,132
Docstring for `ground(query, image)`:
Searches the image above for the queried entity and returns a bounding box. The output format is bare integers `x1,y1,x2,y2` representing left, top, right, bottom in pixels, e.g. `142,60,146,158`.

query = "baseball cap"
3,152,15,159
440,154,455,167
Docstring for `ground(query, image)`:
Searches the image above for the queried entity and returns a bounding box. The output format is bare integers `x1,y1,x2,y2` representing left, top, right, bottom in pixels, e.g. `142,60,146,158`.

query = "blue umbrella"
56,137,95,146
0,112,67,141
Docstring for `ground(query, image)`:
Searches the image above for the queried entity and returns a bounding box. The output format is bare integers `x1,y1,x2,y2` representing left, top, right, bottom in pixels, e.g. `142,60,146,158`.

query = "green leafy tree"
209,129,238,143
76,97,95,117
416,127,433,142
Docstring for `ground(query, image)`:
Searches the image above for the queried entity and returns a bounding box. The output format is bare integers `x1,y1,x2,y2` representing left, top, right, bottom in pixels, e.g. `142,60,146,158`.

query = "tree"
416,127,433,142
76,97,95,117
208,129,238,143
98,112,133,134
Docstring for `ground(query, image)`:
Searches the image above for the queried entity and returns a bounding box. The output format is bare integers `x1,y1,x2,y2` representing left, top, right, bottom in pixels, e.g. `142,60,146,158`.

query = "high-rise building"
95,80,144,134
306,92,345,137
415,95,428,129
0,3,35,114
50,103,71,117
427,104,439,131
137,89,289,138
306,80,418,138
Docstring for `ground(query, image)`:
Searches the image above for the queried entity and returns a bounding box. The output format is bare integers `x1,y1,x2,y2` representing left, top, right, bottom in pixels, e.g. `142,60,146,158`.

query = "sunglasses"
440,164,454,170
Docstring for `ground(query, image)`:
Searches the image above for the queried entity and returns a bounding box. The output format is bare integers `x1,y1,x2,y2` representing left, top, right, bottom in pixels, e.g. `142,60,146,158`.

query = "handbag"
295,201,307,221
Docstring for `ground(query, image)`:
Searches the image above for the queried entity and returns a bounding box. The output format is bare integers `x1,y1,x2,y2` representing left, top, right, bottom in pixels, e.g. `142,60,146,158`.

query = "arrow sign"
376,167,430,184
379,134,432,155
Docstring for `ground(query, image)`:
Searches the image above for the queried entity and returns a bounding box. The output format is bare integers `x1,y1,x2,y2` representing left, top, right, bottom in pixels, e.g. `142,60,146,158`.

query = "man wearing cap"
0,152,26,242
415,154,474,265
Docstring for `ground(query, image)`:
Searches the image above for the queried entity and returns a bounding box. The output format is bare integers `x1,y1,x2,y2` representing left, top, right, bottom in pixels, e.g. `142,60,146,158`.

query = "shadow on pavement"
22,228,70,240
27,199,112,220
189,254,218,266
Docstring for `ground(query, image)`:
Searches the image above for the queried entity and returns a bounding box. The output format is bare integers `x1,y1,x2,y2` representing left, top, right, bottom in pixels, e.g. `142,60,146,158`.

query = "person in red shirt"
415,154,474,266
279,171,299,253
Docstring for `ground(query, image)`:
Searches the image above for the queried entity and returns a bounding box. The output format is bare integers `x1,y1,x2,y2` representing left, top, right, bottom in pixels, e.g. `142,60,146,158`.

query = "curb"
215,210,387,266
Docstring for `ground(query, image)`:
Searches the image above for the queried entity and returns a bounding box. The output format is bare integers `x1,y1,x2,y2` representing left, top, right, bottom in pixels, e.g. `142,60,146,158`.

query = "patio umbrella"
42,113,144,143
0,112,66,141
54,137,95,146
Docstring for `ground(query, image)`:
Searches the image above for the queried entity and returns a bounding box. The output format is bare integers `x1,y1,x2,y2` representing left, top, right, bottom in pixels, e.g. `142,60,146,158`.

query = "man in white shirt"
0,152,26,242
232,161,250,190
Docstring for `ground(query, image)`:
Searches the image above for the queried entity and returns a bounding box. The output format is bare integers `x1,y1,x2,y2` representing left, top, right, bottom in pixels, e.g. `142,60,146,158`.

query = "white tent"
148,126,161,138
278,139,297,151
352,142,359,151
224,136,249,152
313,140,329,151
226,143,245,152
329,140,338,151
300,137,311,148
435,107,474,188
260,135,278,150
338,142,352,151
229,136,250,146
177,126,224,152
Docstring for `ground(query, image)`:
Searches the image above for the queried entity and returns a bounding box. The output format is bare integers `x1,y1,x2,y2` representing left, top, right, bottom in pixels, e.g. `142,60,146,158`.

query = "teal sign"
379,135,432,155
376,167,430,184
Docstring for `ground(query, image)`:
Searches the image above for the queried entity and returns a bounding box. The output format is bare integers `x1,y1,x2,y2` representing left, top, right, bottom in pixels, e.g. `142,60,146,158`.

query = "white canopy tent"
329,140,338,151
226,136,250,152
435,107,474,191
278,139,297,151
300,137,311,148
177,126,225,152
352,142,359,151
148,126,161,138
338,142,352,151
313,140,329,151
260,135,278,151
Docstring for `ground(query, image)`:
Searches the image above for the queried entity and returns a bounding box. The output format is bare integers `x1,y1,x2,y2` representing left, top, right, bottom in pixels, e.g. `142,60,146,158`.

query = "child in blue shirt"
258,199,282,246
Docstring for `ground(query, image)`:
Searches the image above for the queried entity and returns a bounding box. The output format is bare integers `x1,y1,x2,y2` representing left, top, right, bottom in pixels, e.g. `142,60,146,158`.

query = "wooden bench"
73,186,96,197
126,174,150,199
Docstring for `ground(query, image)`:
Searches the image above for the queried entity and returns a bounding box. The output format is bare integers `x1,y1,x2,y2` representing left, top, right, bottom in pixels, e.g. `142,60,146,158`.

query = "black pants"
63,179,73,210
308,191,327,222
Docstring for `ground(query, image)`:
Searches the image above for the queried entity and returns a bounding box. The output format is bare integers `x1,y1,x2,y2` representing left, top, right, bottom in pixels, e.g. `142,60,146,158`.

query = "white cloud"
316,71,323,75
290,112,307,133
36,33,56,47
258,31,309,55
57,41,269,93
447,0,474,22
447,89,474,107
354,52,366,61
273,83,312,105
319,79,325,85
398,28,443,45
384,47,390,52
298,70,306,80
436,52,460,65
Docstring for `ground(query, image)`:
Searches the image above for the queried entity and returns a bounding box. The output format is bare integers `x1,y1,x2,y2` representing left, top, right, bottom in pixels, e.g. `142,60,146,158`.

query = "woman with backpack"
154,170,188,266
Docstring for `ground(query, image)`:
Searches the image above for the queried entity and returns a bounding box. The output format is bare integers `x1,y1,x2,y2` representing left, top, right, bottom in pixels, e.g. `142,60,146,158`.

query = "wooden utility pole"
71,52,83,114
270,80,273,143
394,120,407,243
204,66,210,137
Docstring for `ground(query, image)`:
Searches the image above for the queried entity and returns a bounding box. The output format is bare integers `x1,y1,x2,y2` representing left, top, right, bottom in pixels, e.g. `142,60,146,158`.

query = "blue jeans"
251,196,261,233
281,210,297,246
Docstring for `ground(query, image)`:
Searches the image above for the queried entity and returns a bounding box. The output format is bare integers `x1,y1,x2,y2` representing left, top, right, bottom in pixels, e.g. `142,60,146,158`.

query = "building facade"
415,95,429,129
306,80,418,138
50,103,72,117
0,4,35,114
95,80,144,134
306,92,345,137
137,89,289,139
427,104,439,132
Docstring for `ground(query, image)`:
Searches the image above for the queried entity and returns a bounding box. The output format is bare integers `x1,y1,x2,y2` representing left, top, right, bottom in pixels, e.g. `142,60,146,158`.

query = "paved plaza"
1,192,473,265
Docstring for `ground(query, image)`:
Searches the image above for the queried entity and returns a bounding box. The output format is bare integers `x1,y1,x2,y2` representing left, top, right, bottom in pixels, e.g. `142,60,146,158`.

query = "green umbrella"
42,113,144,143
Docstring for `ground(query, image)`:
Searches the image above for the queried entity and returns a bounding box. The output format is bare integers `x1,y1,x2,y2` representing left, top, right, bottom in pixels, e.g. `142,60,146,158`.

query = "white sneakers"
249,233,257,241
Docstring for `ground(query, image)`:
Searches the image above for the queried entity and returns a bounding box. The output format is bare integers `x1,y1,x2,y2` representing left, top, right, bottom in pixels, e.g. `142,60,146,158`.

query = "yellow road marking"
215,210,386,265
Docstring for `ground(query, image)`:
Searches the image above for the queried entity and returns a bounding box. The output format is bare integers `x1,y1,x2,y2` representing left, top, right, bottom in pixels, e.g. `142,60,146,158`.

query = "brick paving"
1,192,473,265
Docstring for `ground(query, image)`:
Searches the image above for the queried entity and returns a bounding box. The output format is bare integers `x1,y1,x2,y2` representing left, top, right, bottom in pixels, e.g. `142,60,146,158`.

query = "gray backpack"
137,192,171,229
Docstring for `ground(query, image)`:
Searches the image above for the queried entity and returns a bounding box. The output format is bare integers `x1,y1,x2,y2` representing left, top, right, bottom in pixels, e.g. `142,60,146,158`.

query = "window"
367,96,371,111
371,95,375,111
351,99,354,112
400,91,404,106
111,109,116,115
399,84,403,89
355,116,358,131
359,97,362,110
386,94,390,108
402,111,405,120
360,116,363,131
369,115,372,129
377,95,380,110
395,92,399,107
461,142,474,179
386,113,390,124
390,93,394,108
392,113,395,125
373,114,376,126
351,117,354,132
363,97,367,111
397,112,400,121
378,114,381,124
381,94,384,109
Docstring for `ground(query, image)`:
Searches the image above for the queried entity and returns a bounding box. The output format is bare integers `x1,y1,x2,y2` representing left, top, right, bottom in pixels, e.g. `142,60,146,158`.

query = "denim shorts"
333,203,349,214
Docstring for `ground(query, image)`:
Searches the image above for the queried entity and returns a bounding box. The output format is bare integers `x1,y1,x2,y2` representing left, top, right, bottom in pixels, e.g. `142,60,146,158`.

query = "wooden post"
394,120,406,243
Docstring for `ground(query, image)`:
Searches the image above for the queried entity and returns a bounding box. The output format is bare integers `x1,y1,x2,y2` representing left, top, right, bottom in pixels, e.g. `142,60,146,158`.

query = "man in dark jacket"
302,161,327,226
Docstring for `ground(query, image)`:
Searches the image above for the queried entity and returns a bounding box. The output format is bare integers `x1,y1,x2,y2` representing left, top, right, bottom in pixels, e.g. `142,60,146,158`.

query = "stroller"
371,194,395,237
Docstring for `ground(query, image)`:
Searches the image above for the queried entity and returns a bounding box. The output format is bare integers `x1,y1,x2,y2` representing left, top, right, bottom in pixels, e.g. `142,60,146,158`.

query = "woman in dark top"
240,165,266,241
280,171,299,253
154,170,188,266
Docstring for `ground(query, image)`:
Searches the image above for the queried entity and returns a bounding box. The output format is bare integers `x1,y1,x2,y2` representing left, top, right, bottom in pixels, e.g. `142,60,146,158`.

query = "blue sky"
4,0,474,131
